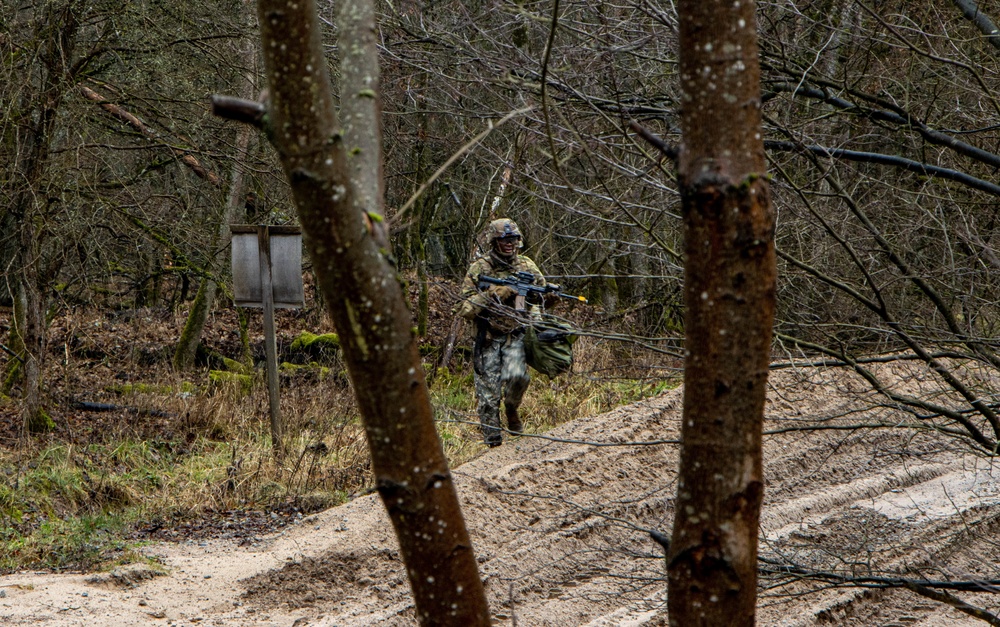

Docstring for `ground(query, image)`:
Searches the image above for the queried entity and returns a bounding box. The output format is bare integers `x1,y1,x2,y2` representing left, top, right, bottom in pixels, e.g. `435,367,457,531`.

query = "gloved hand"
455,299,480,320
487,284,517,301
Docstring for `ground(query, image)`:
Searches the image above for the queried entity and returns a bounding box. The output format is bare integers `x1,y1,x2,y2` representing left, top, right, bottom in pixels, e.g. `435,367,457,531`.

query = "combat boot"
505,405,523,434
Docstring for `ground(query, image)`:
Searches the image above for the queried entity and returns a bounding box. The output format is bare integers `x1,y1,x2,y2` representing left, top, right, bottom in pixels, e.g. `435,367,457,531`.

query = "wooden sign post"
231,225,304,456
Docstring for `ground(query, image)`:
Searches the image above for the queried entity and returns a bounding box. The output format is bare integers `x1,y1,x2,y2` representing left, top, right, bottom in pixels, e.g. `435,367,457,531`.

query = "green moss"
289,331,341,365
738,171,772,190
221,357,251,375
27,409,55,434
2,361,21,396
432,368,474,389
279,362,332,379
290,331,340,352
109,383,165,395
208,370,253,394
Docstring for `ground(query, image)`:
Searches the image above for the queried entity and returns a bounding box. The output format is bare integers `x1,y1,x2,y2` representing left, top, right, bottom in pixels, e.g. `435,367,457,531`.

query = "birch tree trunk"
668,0,776,625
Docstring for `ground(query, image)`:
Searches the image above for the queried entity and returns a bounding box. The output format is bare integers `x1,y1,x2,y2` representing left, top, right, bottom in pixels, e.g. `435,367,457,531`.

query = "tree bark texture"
339,0,385,219
669,1,776,626
18,225,48,436
254,1,491,624
5,2,85,437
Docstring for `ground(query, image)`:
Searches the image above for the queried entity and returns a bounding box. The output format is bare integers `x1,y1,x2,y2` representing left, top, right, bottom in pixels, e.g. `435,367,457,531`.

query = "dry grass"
0,299,678,573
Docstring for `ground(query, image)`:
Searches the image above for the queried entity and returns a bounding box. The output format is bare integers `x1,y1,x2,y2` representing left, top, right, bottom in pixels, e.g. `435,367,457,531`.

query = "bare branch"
903,581,1000,626
210,95,266,128
951,0,1000,51
765,82,1000,170
765,141,1000,197
80,85,222,187
628,120,678,162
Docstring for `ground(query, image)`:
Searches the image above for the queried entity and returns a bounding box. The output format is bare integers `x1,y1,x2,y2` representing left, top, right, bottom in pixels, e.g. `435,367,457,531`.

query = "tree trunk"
2,286,26,396
173,119,255,370
252,0,491,623
5,2,84,438
668,1,776,626
13,216,52,435
0,211,15,308
174,8,258,370
19,255,51,435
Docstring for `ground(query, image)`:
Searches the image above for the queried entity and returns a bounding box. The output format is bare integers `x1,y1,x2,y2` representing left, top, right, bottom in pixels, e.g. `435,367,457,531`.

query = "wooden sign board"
231,225,304,308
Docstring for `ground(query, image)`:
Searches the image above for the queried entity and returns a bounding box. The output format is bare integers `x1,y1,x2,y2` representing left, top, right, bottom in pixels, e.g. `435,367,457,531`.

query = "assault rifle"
478,271,588,311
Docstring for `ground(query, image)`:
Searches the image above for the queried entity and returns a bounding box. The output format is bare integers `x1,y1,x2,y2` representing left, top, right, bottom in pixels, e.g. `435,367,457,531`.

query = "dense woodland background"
4,0,1000,608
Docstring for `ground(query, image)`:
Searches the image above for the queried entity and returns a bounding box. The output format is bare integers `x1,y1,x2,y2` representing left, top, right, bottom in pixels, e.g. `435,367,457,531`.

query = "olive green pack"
524,318,577,377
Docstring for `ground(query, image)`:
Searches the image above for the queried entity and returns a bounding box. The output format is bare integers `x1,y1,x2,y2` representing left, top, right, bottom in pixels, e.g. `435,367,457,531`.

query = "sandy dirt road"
3,365,999,626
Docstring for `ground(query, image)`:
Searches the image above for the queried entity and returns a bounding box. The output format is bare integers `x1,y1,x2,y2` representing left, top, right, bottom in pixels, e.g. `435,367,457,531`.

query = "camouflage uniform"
456,220,545,447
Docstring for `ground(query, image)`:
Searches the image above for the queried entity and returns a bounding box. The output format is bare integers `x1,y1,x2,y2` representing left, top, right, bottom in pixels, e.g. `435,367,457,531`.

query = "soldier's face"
496,236,519,256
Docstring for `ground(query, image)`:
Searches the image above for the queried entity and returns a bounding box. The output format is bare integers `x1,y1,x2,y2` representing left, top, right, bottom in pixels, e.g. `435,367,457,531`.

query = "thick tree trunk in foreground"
668,1,776,626
253,0,491,624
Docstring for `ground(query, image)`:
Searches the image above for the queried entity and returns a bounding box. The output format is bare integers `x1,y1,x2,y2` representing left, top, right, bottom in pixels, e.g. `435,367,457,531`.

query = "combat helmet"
486,218,523,248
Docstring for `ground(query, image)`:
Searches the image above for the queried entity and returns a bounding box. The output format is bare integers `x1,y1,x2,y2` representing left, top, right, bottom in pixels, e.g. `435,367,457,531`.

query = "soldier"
456,218,545,447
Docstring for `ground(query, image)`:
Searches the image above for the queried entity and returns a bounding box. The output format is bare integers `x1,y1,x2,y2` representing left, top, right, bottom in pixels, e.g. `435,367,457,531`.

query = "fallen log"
70,400,175,418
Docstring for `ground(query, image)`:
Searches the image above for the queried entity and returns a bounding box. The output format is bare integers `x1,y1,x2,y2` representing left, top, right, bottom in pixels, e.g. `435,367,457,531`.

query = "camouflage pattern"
455,232,545,445
456,252,545,321
485,218,524,248
473,329,529,446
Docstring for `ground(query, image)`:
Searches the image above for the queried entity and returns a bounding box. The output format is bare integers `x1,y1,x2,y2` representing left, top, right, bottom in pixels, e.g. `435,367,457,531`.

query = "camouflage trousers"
473,328,530,446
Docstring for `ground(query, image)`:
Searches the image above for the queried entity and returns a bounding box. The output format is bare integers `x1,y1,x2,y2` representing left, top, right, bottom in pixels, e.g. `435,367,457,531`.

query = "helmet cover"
486,218,523,248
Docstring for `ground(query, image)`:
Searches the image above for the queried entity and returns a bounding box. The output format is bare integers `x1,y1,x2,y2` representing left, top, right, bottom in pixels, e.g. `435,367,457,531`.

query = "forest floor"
3,355,1000,625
